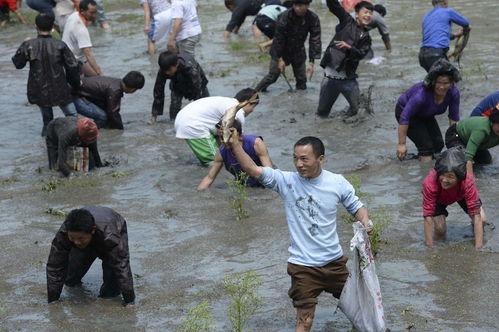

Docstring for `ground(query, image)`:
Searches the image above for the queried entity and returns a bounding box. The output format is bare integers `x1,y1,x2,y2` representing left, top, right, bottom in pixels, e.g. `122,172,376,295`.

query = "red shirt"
0,0,17,10
422,169,481,217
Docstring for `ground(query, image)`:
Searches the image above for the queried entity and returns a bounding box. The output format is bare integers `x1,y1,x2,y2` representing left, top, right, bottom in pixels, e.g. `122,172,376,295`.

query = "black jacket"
46,206,135,304
12,35,80,108
226,0,264,32
270,8,321,64
320,0,372,79
45,117,102,177
77,76,124,129
152,53,208,116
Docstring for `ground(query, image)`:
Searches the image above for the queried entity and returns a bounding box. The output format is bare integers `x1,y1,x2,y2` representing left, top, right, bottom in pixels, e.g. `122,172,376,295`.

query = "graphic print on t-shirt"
295,195,320,237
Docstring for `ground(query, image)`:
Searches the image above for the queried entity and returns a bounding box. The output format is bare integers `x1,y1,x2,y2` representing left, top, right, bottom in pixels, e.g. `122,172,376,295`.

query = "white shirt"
174,97,245,139
171,0,202,41
62,12,92,62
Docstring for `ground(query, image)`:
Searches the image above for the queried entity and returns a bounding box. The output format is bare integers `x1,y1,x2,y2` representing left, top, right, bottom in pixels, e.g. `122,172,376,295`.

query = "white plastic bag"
338,221,386,332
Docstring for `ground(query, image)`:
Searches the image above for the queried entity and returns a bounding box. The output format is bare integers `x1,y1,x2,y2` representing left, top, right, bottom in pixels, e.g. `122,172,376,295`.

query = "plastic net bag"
338,221,386,332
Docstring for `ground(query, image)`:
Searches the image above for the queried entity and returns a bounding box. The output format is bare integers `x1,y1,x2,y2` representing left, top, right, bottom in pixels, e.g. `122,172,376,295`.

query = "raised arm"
227,128,263,179
326,0,350,22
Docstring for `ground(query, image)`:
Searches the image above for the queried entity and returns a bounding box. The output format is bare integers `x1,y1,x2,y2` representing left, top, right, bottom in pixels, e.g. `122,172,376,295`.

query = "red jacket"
422,169,481,217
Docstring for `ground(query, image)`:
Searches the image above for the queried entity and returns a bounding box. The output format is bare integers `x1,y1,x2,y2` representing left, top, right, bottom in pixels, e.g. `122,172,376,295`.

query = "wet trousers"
255,57,306,92
64,246,120,298
73,97,108,128
176,34,201,57
316,77,359,118
445,124,492,164
395,104,444,156
39,102,77,136
170,86,209,120
418,46,449,73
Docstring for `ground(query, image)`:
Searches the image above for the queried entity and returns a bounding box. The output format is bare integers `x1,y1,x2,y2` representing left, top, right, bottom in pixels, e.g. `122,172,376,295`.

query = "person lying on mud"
46,206,135,307
254,0,321,92
197,119,273,190
46,117,103,177
316,0,372,120
12,13,80,136
251,3,289,52
223,0,281,38
73,71,145,129
422,147,485,249
396,59,461,162
418,0,470,72
445,109,499,177
174,88,259,165
226,133,374,332
151,51,209,122
469,91,499,117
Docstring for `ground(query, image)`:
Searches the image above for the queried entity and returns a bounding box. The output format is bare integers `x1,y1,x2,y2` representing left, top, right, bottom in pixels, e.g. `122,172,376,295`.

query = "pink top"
422,169,481,217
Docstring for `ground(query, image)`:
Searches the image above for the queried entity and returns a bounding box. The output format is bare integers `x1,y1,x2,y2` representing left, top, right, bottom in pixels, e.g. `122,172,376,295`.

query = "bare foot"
149,115,157,124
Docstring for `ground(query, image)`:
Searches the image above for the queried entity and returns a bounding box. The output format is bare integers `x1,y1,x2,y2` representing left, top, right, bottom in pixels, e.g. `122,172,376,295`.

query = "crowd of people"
6,0,498,330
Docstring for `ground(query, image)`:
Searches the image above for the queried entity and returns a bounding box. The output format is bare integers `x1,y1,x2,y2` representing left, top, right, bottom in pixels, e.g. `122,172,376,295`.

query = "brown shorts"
287,256,349,308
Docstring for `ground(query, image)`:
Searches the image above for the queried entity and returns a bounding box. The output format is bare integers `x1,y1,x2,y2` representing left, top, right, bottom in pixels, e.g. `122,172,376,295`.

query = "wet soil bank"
0,0,498,330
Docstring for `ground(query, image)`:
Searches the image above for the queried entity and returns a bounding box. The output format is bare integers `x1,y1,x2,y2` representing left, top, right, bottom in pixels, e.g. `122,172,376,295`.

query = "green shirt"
456,116,499,160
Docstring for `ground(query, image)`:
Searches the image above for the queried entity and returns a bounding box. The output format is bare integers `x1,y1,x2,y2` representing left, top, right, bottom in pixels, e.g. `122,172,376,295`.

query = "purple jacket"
397,82,460,125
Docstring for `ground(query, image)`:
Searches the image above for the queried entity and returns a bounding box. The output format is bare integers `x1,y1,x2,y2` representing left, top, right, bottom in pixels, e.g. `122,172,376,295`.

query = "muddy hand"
278,58,285,73
396,143,407,160
226,128,240,148
306,62,314,80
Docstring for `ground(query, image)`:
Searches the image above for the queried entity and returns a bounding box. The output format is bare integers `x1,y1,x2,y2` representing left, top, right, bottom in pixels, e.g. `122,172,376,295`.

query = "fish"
449,29,470,67
221,93,259,143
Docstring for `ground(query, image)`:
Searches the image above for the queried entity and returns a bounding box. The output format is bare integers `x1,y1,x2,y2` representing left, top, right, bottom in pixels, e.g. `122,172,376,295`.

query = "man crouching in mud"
226,132,373,331
46,206,135,307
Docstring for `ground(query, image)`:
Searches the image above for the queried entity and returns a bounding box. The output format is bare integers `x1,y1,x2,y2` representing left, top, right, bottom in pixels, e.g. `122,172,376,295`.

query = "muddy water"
1,0,498,330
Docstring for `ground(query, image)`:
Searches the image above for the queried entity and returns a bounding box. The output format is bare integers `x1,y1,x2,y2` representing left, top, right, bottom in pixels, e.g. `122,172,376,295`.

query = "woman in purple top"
197,119,273,190
395,59,461,162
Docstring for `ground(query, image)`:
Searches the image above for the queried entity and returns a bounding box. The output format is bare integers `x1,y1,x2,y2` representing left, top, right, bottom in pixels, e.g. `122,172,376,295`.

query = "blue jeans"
39,102,77,136
316,77,360,118
73,98,108,128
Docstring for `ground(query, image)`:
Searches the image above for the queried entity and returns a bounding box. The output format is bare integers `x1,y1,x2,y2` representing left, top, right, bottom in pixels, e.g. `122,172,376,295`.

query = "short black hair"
234,88,259,103
355,1,374,12
35,13,55,32
123,71,145,90
65,209,95,233
490,109,499,124
294,136,325,157
432,0,447,6
80,0,97,11
373,4,387,16
158,51,179,71
224,0,235,9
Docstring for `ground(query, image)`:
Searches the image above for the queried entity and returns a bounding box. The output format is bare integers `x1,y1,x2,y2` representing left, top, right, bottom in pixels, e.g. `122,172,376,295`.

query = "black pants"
65,246,120,298
254,15,277,39
445,124,492,164
418,47,449,72
255,57,307,92
317,77,359,117
396,104,444,156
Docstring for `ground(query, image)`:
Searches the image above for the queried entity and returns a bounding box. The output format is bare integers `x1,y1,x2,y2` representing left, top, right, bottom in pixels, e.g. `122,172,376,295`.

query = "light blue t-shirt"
259,167,363,267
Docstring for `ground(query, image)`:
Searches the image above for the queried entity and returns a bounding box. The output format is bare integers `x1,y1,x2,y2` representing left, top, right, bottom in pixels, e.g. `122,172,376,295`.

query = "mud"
0,0,498,331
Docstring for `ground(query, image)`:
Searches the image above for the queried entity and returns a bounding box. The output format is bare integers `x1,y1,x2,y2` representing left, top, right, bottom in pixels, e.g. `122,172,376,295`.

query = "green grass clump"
0,176,20,186
177,301,213,332
227,173,249,221
45,208,69,217
223,271,263,332
229,41,244,51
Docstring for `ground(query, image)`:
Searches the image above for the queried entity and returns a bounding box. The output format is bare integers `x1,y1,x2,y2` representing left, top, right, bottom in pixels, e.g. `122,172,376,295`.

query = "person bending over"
396,59,461,162
46,206,135,306
197,119,273,190
151,51,209,122
74,71,145,129
422,147,485,249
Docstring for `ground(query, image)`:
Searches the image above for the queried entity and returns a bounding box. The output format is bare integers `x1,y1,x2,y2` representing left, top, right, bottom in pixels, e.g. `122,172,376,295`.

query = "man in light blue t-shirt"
227,132,373,331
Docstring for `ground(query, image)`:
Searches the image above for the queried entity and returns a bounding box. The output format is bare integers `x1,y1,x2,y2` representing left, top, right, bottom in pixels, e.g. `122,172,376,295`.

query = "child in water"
422,147,486,249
